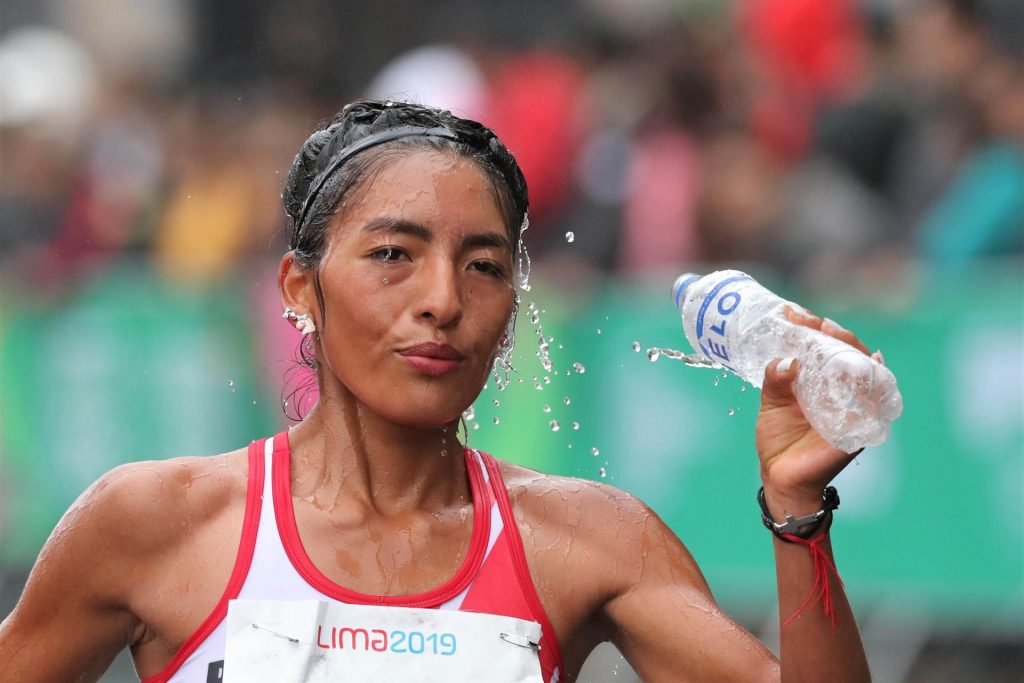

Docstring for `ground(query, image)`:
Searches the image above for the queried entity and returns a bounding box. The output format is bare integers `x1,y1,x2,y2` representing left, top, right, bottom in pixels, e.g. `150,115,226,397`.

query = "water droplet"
492,417,500,425
563,396,571,405
382,277,389,284
492,399,500,407
440,449,447,457
542,405,552,413
463,406,476,421
727,408,736,416
647,349,661,362
712,377,720,387
739,386,747,392
591,447,600,456
572,422,580,430
473,423,480,430
722,372,729,378
252,400,257,405
596,328,602,335
599,467,607,478
549,420,561,432
534,382,544,390
565,231,575,243
572,362,586,374
543,376,551,384
632,342,641,352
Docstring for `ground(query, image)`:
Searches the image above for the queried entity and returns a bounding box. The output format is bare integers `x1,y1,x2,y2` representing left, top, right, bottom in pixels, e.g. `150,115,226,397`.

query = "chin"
377,395,475,430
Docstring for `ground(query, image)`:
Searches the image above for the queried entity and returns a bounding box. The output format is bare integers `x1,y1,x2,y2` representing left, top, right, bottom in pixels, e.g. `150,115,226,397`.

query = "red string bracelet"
780,532,844,632
757,486,844,631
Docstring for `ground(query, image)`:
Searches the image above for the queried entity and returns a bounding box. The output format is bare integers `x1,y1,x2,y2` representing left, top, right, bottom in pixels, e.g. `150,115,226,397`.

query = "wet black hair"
283,100,529,270
279,100,529,415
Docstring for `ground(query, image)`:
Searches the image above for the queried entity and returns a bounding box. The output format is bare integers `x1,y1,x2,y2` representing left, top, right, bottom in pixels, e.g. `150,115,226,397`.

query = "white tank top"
142,432,563,682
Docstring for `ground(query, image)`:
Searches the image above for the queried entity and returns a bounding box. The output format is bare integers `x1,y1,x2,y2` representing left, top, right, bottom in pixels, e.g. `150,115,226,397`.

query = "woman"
0,101,873,682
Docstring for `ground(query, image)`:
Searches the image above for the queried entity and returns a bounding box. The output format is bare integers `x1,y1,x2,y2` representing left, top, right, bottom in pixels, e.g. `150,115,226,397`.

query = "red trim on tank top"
141,439,266,683
481,454,566,678
273,430,492,608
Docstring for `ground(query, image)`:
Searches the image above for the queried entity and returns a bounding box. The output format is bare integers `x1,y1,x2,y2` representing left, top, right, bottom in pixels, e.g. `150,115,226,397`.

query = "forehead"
338,150,506,233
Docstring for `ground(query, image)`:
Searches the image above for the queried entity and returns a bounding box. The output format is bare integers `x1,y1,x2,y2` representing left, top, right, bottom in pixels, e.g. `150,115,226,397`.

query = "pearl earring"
282,308,316,336
295,314,316,336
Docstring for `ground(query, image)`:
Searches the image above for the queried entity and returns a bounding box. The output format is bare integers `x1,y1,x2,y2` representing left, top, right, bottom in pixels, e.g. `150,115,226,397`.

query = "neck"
286,382,469,517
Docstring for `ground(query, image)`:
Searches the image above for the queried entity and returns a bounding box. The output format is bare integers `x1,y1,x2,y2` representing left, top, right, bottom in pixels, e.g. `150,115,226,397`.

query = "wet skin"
0,152,872,682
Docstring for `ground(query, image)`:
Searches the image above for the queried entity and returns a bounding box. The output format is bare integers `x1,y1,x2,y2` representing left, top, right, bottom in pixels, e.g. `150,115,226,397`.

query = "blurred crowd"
1,0,1022,297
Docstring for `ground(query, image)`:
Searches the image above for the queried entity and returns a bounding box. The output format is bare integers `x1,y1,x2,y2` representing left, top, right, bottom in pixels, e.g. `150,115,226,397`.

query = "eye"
470,260,506,278
369,246,409,263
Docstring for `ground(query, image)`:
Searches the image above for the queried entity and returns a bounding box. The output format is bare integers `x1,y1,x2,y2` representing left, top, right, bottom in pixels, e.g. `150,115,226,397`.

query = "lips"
398,342,465,376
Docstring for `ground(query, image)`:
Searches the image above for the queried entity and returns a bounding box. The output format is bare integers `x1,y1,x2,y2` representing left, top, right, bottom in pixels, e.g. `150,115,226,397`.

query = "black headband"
292,125,459,248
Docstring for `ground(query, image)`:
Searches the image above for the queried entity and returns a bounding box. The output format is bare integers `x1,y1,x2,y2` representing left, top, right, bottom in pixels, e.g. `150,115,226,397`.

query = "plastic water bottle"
672,270,903,452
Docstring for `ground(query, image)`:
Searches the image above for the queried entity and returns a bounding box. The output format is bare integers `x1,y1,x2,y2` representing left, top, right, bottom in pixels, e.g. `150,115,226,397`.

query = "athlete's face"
284,151,516,428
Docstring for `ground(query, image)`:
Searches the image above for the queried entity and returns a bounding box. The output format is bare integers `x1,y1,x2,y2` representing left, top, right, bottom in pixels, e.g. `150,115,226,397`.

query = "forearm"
766,491,871,683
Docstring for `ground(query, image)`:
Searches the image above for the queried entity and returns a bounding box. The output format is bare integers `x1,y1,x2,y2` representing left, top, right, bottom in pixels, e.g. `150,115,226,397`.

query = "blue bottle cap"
672,273,702,311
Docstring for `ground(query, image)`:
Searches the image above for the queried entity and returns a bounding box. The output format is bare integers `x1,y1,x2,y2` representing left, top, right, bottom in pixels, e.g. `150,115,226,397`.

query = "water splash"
515,216,532,292
646,346,723,369
527,301,554,373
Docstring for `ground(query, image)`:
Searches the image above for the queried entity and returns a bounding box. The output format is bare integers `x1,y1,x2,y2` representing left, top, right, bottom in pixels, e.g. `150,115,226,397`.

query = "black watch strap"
758,486,840,542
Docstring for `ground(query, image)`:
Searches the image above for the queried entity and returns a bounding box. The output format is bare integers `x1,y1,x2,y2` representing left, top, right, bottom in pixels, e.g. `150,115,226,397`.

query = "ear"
278,252,317,321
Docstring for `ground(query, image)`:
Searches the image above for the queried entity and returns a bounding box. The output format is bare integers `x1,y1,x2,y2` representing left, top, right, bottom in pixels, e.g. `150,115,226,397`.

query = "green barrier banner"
2,263,1021,628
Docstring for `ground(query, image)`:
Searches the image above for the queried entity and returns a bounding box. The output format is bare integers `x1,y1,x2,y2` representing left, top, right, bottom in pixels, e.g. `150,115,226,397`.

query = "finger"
761,357,798,410
821,317,871,355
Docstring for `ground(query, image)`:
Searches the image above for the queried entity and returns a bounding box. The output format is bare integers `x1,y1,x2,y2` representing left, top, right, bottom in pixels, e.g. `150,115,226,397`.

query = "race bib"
223,599,545,682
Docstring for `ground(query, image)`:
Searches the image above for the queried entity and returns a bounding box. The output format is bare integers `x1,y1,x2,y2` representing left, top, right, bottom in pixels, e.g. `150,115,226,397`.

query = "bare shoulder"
494,460,698,595
0,447,251,681
65,447,249,561
496,460,651,530
14,446,249,589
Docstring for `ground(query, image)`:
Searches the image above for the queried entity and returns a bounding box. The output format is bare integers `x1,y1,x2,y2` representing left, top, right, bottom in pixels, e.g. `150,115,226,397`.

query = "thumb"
762,357,799,409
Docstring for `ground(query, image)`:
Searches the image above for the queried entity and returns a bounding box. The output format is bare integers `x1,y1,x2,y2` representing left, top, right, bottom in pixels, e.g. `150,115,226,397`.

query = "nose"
415,259,463,328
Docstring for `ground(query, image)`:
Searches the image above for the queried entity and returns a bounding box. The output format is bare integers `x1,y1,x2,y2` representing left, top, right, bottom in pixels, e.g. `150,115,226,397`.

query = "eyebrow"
361,216,513,253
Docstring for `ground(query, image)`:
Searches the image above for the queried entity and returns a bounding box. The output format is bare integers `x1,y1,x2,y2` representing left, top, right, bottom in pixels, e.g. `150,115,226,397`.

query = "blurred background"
0,0,1021,680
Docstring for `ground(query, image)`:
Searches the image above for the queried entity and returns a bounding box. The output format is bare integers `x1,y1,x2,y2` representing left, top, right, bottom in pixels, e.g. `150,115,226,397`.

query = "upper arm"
593,490,780,683
0,462,170,682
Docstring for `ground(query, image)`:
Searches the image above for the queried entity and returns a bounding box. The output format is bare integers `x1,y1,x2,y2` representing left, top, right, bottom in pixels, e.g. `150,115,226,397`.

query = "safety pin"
252,622,300,644
499,632,542,651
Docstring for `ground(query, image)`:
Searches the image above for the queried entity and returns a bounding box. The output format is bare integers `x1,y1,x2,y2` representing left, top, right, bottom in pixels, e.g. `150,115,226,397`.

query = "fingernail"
776,357,795,373
788,305,816,321
872,350,886,366
823,318,848,334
